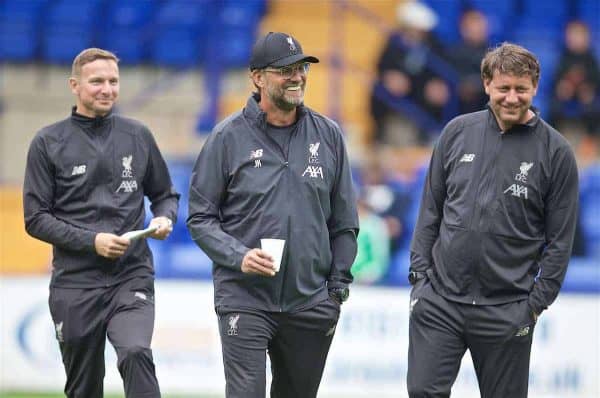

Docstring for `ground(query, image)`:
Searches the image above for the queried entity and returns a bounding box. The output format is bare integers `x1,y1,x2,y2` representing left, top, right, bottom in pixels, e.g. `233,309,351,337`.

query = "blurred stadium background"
0,0,598,397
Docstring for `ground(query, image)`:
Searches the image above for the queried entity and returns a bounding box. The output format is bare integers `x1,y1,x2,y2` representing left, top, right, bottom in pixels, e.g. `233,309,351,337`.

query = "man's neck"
495,108,535,132
260,101,297,127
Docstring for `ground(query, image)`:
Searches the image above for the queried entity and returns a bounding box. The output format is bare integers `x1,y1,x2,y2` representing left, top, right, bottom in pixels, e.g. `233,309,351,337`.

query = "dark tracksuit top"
24,109,180,288
187,94,359,313
410,107,579,316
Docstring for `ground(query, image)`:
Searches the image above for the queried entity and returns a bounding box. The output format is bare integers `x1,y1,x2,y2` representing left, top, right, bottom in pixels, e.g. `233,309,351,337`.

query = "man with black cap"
187,32,359,398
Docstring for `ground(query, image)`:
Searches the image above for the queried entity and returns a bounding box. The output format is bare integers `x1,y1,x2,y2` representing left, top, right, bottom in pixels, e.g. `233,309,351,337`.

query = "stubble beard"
267,84,304,112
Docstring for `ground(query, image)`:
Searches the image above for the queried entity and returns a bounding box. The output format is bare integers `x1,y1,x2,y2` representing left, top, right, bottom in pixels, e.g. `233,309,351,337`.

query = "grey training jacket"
187,94,359,312
24,110,179,288
410,107,579,315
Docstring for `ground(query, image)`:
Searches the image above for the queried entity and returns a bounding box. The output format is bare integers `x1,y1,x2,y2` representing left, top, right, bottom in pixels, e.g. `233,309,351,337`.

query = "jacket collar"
486,104,539,134
71,106,113,129
243,93,307,130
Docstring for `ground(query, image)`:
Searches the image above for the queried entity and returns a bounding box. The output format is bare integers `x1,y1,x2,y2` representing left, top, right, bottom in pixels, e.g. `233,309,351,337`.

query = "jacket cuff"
85,231,98,253
327,280,348,290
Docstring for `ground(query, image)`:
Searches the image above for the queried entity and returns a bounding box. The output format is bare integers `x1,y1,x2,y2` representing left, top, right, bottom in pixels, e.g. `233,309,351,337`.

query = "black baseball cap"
249,32,319,70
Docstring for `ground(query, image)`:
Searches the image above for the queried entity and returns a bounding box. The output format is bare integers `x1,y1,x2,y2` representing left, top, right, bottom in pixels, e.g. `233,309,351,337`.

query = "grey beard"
274,95,302,112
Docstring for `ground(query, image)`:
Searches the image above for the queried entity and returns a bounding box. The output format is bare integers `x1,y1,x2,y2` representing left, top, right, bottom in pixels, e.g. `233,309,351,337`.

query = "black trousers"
407,280,536,398
217,297,341,398
49,277,161,398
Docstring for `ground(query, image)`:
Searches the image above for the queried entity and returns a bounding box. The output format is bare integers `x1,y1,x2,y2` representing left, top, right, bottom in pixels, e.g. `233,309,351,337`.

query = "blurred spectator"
370,1,451,146
549,20,600,141
449,9,490,114
359,149,425,253
351,198,391,284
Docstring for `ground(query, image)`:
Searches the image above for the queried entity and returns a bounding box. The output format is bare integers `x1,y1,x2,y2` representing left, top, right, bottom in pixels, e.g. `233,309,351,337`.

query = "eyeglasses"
264,62,310,79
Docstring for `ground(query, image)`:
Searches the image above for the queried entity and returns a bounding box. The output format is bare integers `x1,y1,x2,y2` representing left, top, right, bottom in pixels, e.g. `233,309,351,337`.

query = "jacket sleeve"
528,145,579,315
141,128,180,223
186,131,250,270
23,134,97,252
328,230,358,289
327,126,359,288
409,133,447,273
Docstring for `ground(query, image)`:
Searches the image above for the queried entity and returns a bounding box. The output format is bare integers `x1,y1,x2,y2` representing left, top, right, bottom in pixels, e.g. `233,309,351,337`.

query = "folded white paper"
121,225,159,241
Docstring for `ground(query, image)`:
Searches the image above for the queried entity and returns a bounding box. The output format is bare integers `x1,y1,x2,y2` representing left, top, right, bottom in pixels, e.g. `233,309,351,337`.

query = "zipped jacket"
410,108,579,315
24,110,179,288
187,94,359,312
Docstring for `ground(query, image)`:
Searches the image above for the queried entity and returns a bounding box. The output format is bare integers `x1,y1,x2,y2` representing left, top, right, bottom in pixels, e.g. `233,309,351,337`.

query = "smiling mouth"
286,86,302,91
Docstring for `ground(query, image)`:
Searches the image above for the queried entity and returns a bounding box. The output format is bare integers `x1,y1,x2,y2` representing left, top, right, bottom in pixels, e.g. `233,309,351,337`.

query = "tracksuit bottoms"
49,277,160,398
217,297,341,398
407,279,536,398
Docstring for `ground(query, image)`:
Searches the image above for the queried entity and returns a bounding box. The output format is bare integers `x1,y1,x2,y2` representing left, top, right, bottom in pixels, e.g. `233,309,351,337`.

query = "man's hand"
241,249,276,277
95,233,130,259
149,217,173,240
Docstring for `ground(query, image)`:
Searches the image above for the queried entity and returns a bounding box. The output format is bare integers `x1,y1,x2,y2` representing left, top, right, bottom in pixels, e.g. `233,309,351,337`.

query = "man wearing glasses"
187,32,359,398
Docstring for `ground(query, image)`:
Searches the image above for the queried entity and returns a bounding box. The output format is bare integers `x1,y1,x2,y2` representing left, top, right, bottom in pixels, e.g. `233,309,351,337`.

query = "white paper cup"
260,238,285,272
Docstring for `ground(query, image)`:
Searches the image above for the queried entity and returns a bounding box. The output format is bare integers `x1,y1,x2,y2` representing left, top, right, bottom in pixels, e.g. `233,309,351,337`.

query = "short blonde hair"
71,48,119,78
481,42,540,86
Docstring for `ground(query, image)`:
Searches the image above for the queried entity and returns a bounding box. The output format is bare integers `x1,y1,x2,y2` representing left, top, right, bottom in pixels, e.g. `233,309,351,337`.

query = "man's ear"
251,70,265,88
68,77,79,95
483,79,491,95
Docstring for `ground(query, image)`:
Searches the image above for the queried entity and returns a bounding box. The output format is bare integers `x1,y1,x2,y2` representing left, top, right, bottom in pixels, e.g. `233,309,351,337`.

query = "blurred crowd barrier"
1,278,598,397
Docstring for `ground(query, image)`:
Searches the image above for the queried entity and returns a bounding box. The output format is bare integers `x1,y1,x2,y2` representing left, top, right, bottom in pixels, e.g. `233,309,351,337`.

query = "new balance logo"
302,165,324,179
250,149,263,159
71,165,86,175
460,154,475,162
515,326,530,337
504,183,528,199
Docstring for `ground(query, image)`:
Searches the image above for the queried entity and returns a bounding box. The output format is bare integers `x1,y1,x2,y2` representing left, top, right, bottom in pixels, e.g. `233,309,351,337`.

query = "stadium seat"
100,0,158,64
422,0,461,44
149,0,216,67
467,0,516,43
576,0,600,32
579,164,600,259
521,0,569,25
0,0,49,61
41,0,103,64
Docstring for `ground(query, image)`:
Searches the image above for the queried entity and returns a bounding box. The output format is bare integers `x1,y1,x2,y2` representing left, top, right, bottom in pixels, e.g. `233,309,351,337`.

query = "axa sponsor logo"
116,180,138,193
504,184,528,199
302,165,324,179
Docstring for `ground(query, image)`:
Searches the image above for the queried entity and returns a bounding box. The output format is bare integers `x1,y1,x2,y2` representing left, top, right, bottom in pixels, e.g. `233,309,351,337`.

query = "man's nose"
505,89,519,102
100,81,112,93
